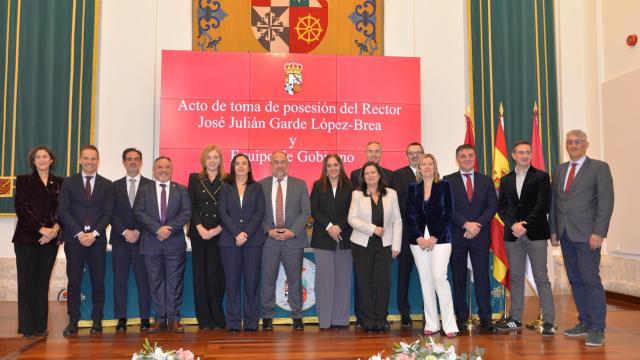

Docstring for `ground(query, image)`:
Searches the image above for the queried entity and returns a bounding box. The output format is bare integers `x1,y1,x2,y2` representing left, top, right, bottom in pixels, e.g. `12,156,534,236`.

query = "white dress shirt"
271,175,288,224
563,155,586,189
155,180,170,220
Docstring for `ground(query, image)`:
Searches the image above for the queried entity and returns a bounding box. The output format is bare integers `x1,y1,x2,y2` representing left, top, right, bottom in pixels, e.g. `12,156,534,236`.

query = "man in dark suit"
134,156,191,333
58,145,114,336
390,142,423,327
350,141,393,187
110,148,152,332
443,144,497,333
260,151,311,331
496,140,555,336
550,130,614,347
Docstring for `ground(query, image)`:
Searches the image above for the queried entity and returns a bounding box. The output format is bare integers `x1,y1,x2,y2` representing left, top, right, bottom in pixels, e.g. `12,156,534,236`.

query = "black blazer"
406,180,454,245
58,173,114,243
12,172,64,244
218,181,265,247
498,166,551,242
350,166,393,188
442,171,497,244
310,180,355,250
187,173,223,239
110,175,153,246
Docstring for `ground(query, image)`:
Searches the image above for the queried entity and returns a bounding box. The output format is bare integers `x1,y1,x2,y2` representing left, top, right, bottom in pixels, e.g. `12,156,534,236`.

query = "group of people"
12,129,613,347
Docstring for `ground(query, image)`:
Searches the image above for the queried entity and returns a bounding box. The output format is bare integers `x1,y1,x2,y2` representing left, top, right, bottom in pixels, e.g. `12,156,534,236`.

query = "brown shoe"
169,320,184,333
148,321,167,334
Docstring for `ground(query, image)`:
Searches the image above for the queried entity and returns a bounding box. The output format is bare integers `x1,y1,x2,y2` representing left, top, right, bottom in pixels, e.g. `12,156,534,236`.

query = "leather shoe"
90,320,103,334
292,318,304,330
63,322,78,336
169,320,184,333
262,318,273,331
480,320,498,333
140,318,151,332
148,320,167,334
34,330,48,337
116,318,127,332
401,315,413,328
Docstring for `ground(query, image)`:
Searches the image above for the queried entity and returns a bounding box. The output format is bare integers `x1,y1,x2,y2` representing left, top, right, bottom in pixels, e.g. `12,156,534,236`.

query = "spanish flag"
490,103,510,290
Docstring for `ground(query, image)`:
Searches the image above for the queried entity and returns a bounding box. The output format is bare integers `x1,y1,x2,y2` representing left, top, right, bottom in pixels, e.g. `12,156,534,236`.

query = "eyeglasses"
566,139,586,146
407,151,424,156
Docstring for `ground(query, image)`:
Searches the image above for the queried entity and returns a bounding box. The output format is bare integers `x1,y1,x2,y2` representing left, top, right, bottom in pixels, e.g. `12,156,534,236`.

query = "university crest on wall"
251,0,328,53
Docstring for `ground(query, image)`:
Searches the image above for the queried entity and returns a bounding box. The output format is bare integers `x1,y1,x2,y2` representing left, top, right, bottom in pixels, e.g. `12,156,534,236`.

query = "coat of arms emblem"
284,61,303,95
251,0,328,53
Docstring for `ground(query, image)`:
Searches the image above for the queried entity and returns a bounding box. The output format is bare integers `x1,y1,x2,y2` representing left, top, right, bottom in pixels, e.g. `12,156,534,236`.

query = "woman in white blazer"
348,161,402,333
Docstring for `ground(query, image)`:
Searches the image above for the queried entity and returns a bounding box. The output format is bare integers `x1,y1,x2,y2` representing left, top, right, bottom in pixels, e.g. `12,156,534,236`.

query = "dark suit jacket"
187,173,223,239
310,179,354,250
58,173,114,243
12,172,64,244
391,165,417,248
350,166,393,188
110,175,153,246
497,166,550,242
442,171,497,244
134,181,192,255
260,176,311,249
549,157,614,242
406,180,454,245
218,181,265,247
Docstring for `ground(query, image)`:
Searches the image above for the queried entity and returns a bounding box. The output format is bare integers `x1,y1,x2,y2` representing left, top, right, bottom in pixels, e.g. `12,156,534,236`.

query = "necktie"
464,173,473,201
84,176,93,201
128,178,136,207
275,178,284,228
564,163,577,193
159,184,167,225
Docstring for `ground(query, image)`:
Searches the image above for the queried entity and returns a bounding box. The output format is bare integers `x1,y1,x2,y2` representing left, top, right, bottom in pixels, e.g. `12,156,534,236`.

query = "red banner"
160,51,421,187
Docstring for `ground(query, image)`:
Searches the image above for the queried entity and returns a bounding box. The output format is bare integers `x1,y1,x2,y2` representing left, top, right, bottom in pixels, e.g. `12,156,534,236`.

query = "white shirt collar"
127,174,141,182
570,156,586,166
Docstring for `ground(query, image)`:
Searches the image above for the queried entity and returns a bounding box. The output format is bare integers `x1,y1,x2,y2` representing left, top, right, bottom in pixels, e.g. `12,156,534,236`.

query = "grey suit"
260,176,311,319
134,181,191,323
549,157,614,333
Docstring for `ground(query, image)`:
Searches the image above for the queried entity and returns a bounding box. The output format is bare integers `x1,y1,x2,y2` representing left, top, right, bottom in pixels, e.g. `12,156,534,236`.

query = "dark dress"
12,172,63,336
187,173,226,328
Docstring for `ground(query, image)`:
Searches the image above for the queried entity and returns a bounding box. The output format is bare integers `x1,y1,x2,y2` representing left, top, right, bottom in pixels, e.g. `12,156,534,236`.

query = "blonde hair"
415,153,441,184
198,144,226,180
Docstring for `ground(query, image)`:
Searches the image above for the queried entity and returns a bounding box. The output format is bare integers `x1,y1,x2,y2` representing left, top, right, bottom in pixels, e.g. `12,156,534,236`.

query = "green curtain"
469,0,559,174
0,0,98,214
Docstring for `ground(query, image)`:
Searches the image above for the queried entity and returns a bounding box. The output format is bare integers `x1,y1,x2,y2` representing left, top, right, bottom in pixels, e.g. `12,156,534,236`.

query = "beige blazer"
348,188,402,252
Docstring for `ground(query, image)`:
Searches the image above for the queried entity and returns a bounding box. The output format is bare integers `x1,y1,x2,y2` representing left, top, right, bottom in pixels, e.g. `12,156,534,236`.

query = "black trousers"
191,235,226,328
396,239,416,317
112,242,151,319
14,242,58,335
64,239,106,323
352,239,392,328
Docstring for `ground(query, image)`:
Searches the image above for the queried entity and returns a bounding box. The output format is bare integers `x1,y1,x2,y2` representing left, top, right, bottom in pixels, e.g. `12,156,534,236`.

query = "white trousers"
410,243,458,334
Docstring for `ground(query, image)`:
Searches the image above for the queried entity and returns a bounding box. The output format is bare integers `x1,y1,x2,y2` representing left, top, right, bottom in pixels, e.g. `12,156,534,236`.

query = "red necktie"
275,178,284,228
84,176,93,201
564,163,577,193
159,184,167,225
464,173,473,201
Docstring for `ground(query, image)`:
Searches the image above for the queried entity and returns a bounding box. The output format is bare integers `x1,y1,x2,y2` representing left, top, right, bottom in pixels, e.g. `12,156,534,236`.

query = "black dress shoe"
401,315,413,328
355,319,365,329
63,322,78,336
140,318,151,332
262,318,273,331
116,318,127,332
198,325,212,330
292,318,304,330
22,332,35,338
90,320,103,334
228,328,240,333
34,330,48,337
244,328,257,333
480,320,497,333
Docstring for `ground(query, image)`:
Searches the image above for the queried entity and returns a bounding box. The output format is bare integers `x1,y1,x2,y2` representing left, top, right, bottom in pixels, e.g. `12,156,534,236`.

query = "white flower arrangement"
367,336,485,360
132,338,199,360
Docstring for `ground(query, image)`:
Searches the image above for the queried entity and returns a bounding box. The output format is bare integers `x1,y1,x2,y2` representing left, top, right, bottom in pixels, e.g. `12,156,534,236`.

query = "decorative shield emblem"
284,61,303,95
251,0,328,53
